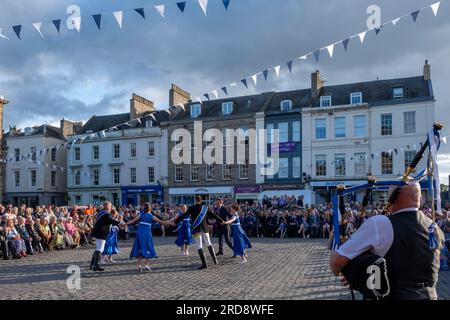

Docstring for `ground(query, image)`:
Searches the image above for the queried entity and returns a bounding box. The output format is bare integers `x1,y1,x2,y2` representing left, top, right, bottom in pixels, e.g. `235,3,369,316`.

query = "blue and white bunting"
221,87,228,95
251,74,258,86
0,28,8,40
198,0,208,15
211,90,219,99
241,78,248,89
391,17,401,26
155,5,166,18
411,10,420,22
263,69,269,81
326,44,334,58
431,2,440,16
342,38,350,51
222,0,231,10
375,26,382,35
113,11,123,28
203,93,210,100
93,14,102,30
313,50,320,62
52,19,61,34
274,65,281,78
12,25,22,39
135,8,146,19
177,1,187,13
33,22,44,39
358,31,367,43
287,60,293,72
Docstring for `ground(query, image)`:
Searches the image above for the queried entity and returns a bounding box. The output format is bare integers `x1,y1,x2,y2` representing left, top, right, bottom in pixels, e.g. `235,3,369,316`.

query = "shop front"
234,185,262,204
121,185,164,206
169,186,234,205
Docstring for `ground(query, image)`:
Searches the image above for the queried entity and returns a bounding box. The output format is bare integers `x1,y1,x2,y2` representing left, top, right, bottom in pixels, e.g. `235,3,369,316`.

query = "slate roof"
5,124,65,140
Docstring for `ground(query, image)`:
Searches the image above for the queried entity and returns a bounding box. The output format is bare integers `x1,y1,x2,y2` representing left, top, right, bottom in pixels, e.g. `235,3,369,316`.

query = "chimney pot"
423,60,431,81
311,70,324,100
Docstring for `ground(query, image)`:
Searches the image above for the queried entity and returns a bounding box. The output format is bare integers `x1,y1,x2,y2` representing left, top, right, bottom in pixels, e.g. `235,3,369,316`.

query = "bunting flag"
263,69,269,81
342,38,350,51
203,93,210,100
442,136,447,144
326,44,334,59
375,26,382,35
198,0,208,15
431,2,440,16
12,25,22,39
230,82,237,87
287,60,293,72
52,19,61,34
221,87,228,95
222,0,231,10
211,89,219,99
113,11,123,28
358,31,367,43
274,65,281,78
135,8,146,19
177,2,187,13
299,55,308,60
33,23,44,39
93,14,102,30
251,74,258,86
411,10,420,22
241,78,248,89
155,5,166,18
392,17,401,26
313,50,320,62
73,16,81,32
0,28,8,39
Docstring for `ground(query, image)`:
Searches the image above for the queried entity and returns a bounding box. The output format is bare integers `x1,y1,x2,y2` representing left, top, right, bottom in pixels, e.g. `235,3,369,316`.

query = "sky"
0,0,449,180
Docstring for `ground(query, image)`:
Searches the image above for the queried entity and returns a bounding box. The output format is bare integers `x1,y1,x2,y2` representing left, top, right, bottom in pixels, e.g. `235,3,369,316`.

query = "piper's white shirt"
336,208,418,260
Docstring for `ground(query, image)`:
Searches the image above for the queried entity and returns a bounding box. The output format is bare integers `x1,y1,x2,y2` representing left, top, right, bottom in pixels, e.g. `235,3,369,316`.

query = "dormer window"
320,96,332,107
145,121,153,128
393,87,404,100
190,103,201,118
280,100,292,111
350,92,362,105
222,101,233,115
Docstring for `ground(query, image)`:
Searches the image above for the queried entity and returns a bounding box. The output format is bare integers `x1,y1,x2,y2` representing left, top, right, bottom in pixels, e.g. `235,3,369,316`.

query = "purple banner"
270,142,297,153
234,185,262,194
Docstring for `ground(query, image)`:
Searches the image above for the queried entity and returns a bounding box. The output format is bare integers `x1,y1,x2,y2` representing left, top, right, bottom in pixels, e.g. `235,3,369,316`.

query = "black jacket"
91,210,120,240
176,204,223,234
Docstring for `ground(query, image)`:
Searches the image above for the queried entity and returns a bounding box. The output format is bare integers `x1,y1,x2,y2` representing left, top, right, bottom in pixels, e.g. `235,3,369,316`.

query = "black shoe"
208,246,219,265
92,266,105,272
217,251,224,256
91,251,104,271
198,249,208,270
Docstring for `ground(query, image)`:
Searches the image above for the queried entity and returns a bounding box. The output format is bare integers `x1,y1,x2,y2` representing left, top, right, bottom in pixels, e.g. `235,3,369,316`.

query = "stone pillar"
0,96,9,204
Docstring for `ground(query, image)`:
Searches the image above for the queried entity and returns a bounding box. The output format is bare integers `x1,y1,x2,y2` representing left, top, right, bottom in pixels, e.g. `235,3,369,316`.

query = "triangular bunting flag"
52,19,61,34
0,29,9,40
73,16,81,32
251,74,258,86
274,65,281,78
177,2,187,13
12,25,22,39
211,90,219,99
375,26,382,35
221,87,228,95
203,93,210,100
358,31,367,43
135,8,146,19
222,0,231,10
198,0,208,15
431,2,440,16
195,97,202,104
442,136,447,144
411,10,420,22
230,82,237,87
113,11,123,28
241,78,248,89
326,44,334,58
287,61,293,72
92,14,102,30
342,38,350,51
32,23,44,39
392,17,401,26
313,50,320,62
155,5,165,18
263,69,269,80
299,55,308,60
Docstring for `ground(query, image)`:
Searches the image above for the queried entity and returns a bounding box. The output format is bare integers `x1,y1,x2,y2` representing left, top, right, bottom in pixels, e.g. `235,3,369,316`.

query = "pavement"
0,237,448,300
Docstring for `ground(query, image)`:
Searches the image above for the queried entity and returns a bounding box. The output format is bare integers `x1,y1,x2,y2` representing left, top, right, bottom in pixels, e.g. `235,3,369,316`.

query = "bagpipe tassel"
428,223,438,250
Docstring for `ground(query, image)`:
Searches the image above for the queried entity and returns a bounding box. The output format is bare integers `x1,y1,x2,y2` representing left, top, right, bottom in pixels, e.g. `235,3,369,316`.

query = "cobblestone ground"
0,237,448,300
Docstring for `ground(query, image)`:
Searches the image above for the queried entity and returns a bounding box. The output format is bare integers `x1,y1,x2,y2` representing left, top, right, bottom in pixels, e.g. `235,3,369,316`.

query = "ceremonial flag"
203,93,210,100
93,14,102,30
198,0,208,15
32,23,44,38
73,16,81,32
299,55,308,60
177,2,187,13
155,5,165,18
12,25,22,39
135,8,146,19
52,19,61,34
211,90,219,99
375,26,382,35
113,11,123,28
230,82,237,87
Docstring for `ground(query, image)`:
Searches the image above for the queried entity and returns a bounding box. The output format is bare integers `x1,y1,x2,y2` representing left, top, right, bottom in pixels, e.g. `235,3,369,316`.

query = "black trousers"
217,225,233,253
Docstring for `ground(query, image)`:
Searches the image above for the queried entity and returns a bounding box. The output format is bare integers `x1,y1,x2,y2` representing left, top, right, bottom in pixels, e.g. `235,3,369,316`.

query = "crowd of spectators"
1,195,449,262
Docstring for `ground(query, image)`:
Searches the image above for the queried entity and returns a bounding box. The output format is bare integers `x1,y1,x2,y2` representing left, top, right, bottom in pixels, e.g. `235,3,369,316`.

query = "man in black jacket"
90,202,122,272
214,198,233,256
171,195,224,269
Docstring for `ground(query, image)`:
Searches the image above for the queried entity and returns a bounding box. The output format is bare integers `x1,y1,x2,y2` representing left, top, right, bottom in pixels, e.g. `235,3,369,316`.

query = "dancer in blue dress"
101,209,121,264
221,205,252,263
175,205,192,256
124,202,169,272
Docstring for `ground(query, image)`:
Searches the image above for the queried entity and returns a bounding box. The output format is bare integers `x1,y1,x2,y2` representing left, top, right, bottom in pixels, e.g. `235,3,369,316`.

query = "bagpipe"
331,122,444,300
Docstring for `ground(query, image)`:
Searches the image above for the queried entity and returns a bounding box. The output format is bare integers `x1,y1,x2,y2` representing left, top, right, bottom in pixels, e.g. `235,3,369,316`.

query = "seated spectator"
49,216,65,250
16,216,34,255
26,216,43,253
65,217,80,248
56,217,75,248
297,211,309,238
0,219,15,259
5,219,27,258
308,208,320,238
37,217,52,251
321,211,332,238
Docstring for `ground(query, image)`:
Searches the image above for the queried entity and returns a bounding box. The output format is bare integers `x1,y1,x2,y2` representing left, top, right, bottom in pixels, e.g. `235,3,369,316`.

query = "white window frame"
14,171,20,187
381,113,393,136
353,115,367,138
190,164,199,181
278,158,289,179
74,170,81,186
14,148,20,162
113,144,120,160
74,147,81,161
130,167,137,184
280,100,292,111
92,169,100,185
334,117,346,139
148,141,155,156
316,155,327,177
175,164,184,182
315,119,326,140
278,122,289,143
130,143,137,158
148,167,155,183
350,92,362,105
51,171,57,187
334,154,346,177
222,101,233,115
239,163,249,180
393,87,404,100
190,103,201,118
292,121,301,142
30,170,36,187
320,96,332,107
222,164,232,181
112,168,121,184
354,153,366,176
92,146,100,161
206,164,215,181
292,157,301,178
404,111,416,134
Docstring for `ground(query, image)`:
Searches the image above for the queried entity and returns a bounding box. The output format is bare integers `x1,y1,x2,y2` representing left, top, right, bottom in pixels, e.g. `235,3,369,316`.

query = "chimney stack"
169,83,190,107
60,119,83,137
311,70,324,100
423,60,431,81
130,93,155,120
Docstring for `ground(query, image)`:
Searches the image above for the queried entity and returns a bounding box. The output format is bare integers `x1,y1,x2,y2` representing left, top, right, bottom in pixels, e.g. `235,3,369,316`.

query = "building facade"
0,96,9,204
302,62,435,203
5,121,78,206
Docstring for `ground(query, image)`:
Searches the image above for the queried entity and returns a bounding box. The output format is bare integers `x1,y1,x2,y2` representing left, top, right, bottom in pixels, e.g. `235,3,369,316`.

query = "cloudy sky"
0,0,449,179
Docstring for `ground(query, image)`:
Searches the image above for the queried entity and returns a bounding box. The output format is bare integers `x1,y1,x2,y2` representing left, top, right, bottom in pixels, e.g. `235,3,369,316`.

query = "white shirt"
337,208,419,260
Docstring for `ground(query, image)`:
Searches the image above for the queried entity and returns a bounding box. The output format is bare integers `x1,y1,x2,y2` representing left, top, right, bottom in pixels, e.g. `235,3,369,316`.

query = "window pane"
354,153,366,176
334,117,346,138
381,114,392,136
404,151,415,171
292,157,301,178
382,152,393,174
278,158,289,178
316,155,326,176
315,119,326,139
404,111,416,134
292,121,301,142
266,124,274,144
278,122,289,143
353,115,366,137
334,154,346,177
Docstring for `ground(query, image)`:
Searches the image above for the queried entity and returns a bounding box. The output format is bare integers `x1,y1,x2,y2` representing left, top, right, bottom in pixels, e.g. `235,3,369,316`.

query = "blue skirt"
175,220,192,247
130,225,158,259
102,228,119,256
232,224,252,257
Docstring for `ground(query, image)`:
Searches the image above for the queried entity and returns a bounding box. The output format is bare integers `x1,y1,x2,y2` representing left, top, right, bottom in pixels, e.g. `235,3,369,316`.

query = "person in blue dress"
124,202,170,272
101,209,121,264
175,204,192,256
221,205,252,263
